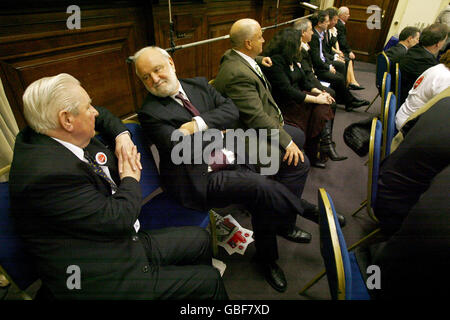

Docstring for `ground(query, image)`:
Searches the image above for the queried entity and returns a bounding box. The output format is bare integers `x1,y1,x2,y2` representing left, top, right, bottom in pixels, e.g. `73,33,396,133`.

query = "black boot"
320,120,348,161
305,136,326,169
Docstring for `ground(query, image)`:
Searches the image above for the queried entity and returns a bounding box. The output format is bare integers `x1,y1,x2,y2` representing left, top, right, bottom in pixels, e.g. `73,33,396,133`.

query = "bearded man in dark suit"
134,45,339,293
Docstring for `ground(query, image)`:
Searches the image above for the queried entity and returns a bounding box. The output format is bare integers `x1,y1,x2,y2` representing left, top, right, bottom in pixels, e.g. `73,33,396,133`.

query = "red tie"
174,92,229,171
175,92,201,116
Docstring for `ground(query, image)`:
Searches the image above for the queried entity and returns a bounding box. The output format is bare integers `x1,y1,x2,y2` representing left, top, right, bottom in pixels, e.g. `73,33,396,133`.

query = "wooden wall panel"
1,1,307,128
0,3,151,129
152,0,306,79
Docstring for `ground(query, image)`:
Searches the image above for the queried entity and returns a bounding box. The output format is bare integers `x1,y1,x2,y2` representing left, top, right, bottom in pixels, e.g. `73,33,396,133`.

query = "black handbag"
343,117,372,157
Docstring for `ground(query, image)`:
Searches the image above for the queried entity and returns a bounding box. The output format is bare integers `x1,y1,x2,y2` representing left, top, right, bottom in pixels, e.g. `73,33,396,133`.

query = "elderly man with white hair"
9,73,227,300
336,6,356,61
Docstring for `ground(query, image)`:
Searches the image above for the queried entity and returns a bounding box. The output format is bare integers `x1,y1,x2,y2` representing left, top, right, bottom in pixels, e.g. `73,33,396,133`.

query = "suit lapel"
230,50,269,88
228,50,280,115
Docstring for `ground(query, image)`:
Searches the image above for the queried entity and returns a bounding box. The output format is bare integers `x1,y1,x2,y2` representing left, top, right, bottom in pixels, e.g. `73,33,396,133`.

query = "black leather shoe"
300,199,347,227
263,262,287,292
351,99,370,109
349,84,365,90
278,226,312,243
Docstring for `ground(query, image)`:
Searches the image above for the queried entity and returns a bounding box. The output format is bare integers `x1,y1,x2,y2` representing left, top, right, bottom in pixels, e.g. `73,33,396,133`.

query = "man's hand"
329,65,336,74
178,120,197,135
119,145,141,182
116,132,142,174
261,57,273,67
283,142,304,166
349,52,356,60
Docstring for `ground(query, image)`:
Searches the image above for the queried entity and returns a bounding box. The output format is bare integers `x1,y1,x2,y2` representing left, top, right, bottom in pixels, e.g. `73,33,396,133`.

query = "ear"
58,109,75,132
244,39,252,50
168,56,176,73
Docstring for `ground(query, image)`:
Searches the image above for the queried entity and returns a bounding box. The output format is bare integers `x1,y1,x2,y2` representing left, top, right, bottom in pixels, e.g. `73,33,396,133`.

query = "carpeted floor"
216,60,382,300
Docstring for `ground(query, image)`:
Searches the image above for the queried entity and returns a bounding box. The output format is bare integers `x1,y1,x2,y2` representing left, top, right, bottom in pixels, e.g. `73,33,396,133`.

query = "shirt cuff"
116,131,131,140
286,140,293,148
193,116,208,132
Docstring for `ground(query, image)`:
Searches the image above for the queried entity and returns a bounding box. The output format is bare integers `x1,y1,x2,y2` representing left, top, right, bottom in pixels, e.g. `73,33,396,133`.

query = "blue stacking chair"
351,118,382,222
382,92,397,159
318,188,371,299
383,35,399,51
394,63,402,111
366,52,390,112
380,72,391,123
121,121,217,254
0,165,39,300
299,188,378,299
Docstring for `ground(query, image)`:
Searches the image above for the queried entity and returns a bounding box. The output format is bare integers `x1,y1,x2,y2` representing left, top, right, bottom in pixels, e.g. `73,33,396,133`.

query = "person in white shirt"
396,50,450,130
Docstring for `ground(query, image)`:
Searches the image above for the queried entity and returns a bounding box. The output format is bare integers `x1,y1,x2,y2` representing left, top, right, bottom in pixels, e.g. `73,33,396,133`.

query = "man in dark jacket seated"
308,10,369,112
385,26,420,65
399,23,448,104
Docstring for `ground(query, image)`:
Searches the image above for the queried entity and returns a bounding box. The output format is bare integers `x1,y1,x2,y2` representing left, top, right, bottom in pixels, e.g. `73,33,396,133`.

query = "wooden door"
335,0,399,63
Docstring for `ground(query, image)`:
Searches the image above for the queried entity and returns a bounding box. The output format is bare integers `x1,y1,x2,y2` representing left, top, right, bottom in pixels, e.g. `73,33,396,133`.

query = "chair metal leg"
299,269,326,295
0,265,32,300
365,93,379,112
347,228,381,251
352,200,367,217
209,210,218,257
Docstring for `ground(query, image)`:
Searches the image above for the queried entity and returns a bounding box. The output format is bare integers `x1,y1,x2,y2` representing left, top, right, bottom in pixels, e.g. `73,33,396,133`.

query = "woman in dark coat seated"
261,28,339,168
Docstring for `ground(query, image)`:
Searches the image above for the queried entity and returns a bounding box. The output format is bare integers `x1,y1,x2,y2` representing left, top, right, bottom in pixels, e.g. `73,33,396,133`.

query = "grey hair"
293,18,311,32
338,6,349,16
130,46,171,75
22,73,81,134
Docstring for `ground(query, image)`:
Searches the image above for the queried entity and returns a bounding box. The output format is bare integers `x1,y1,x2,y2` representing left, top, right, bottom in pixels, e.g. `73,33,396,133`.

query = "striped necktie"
84,149,118,192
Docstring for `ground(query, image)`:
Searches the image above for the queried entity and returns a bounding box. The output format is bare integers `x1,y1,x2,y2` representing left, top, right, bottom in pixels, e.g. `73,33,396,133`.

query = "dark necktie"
174,91,229,171
84,149,118,192
175,92,201,116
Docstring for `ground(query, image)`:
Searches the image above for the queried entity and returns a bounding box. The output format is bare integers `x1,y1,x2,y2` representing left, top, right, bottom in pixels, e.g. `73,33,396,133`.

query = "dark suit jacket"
399,44,439,102
9,107,149,299
137,77,239,211
385,42,407,65
213,49,293,149
336,19,352,55
309,28,334,74
375,97,450,227
372,165,450,299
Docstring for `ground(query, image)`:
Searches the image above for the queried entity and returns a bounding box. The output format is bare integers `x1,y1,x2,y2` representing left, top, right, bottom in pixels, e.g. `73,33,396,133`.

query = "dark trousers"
138,226,228,300
206,124,310,262
316,69,353,105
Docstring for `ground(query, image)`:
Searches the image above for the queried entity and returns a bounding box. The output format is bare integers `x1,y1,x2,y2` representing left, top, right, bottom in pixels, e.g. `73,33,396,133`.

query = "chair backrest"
382,92,397,159
376,52,390,91
383,35,399,51
395,63,401,111
317,188,351,300
367,118,382,222
380,72,391,123
0,169,38,299
122,121,161,200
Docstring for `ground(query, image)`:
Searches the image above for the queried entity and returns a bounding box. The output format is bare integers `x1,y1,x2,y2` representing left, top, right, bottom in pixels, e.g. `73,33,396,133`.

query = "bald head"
230,18,265,57
230,18,260,49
